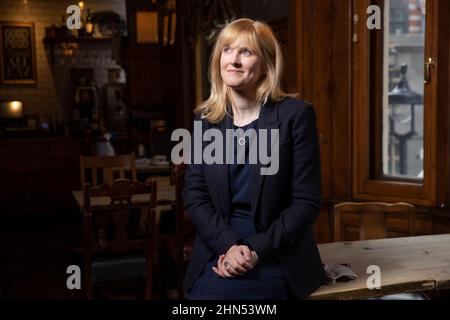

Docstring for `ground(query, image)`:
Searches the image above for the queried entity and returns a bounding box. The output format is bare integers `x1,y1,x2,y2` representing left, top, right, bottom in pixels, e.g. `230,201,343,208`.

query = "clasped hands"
212,245,259,278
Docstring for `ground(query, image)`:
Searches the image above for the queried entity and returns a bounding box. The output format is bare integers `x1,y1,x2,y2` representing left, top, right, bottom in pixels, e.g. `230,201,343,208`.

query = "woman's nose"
231,52,241,65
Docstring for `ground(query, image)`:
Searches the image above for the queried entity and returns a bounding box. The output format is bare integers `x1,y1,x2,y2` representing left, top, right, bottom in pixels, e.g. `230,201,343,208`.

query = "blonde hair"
195,18,286,123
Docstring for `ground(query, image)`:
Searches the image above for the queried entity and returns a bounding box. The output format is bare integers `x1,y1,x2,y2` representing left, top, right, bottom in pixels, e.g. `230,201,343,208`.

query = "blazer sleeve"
182,116,242,255
245,103,322,260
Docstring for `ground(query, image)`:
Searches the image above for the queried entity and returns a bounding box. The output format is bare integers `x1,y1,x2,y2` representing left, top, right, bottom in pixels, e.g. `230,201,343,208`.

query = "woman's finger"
221,260,235,278
222,267,234,278
230,258,247,273
226,260,244,276
212,266,224,277
216,255,229,277
228,250,253,271
219,257,230,276
233,255,253,270
228,266,243,275
240,246,252,261
223,261,238,276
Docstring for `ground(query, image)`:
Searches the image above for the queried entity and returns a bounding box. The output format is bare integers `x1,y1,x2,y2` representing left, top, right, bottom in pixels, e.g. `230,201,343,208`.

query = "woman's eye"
223,47,232,53
241,48,252,56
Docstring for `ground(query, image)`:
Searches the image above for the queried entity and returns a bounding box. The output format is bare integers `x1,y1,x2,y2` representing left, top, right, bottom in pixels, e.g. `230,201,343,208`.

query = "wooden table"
73,176,176,236
72,176,175,208
310,234,450,299
136,163,170,175
114,160,170,177
134,158,170,175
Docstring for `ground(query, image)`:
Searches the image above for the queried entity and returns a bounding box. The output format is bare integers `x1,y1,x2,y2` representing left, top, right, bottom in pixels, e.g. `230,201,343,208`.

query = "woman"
182,18,325,300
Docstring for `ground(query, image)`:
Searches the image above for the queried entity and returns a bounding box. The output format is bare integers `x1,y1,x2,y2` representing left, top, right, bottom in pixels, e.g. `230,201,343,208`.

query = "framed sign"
0,22,37,85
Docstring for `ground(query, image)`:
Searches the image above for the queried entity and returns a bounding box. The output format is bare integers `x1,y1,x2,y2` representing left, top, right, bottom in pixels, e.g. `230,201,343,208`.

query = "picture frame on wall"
0,21,37,85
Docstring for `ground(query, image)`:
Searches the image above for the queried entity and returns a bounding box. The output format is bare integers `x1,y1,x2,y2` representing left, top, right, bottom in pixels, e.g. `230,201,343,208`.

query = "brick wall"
0,0,126,126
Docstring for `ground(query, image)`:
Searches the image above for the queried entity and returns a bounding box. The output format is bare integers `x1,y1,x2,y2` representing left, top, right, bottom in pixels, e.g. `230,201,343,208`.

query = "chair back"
80,153,137,189
82,178,157,299
333,202,415,241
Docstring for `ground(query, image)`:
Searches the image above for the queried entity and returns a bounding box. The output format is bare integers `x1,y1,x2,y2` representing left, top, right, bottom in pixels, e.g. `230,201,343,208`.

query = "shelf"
44,36,113,44
43,35,116,65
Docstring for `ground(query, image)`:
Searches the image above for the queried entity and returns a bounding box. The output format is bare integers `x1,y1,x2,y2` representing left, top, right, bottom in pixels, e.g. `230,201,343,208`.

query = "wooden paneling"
414,208,433,235
312,0,333,201
315,205,331,244
175,0,195,130
431,209,450,234
434,0,450,207
290,0,333,200
124,48,163,107
330,0,352,200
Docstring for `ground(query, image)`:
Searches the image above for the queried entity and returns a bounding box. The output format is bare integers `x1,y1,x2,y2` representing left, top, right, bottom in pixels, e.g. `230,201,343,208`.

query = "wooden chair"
333,202,415,241
80,153,137,189
81,178,157,299
158,163,196,299
333,202,428,300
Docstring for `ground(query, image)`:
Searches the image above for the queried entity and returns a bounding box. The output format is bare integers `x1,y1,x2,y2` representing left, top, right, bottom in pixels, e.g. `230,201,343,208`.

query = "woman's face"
220,37,263,93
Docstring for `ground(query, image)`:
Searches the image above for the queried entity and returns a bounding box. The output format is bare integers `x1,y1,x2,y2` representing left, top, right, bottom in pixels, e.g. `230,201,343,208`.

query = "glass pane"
382,0,426,180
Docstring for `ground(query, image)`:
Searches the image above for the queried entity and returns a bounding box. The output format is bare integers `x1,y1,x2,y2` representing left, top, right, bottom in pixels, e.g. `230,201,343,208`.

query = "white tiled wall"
0,0,126,125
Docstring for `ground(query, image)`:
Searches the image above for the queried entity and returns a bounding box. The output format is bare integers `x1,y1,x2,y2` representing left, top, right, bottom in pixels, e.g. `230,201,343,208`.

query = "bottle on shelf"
85,9,94,36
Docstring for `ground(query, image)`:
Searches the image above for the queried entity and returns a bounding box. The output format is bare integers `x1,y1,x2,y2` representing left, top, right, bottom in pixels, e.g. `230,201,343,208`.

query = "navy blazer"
182,97,325,299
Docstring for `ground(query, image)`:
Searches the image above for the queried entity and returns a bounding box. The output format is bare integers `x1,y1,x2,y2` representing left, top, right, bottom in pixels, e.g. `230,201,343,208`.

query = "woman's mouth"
227,69,243,74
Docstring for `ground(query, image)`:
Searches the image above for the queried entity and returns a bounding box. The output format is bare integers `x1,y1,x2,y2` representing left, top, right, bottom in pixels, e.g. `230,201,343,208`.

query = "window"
352,0,445,206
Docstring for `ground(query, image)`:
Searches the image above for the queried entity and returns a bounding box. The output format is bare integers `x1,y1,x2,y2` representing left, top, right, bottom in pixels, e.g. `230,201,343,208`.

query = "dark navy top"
229,119,258,238
187,119,289,300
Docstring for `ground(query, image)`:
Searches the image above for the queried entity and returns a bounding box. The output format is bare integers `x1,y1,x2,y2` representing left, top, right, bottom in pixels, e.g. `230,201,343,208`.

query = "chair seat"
92,253,146,282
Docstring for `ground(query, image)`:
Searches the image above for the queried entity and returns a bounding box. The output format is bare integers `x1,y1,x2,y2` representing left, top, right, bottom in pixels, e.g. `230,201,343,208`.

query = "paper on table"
323,263,359,285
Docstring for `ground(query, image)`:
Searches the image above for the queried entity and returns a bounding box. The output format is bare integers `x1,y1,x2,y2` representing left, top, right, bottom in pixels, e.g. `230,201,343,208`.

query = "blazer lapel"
250,100,280,220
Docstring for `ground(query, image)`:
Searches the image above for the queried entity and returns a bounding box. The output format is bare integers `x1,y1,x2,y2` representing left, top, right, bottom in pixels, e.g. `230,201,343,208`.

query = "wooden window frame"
352,0,448,207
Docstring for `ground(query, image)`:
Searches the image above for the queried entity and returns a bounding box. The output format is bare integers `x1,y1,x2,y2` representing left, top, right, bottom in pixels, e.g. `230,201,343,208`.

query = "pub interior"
1,0,450,300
